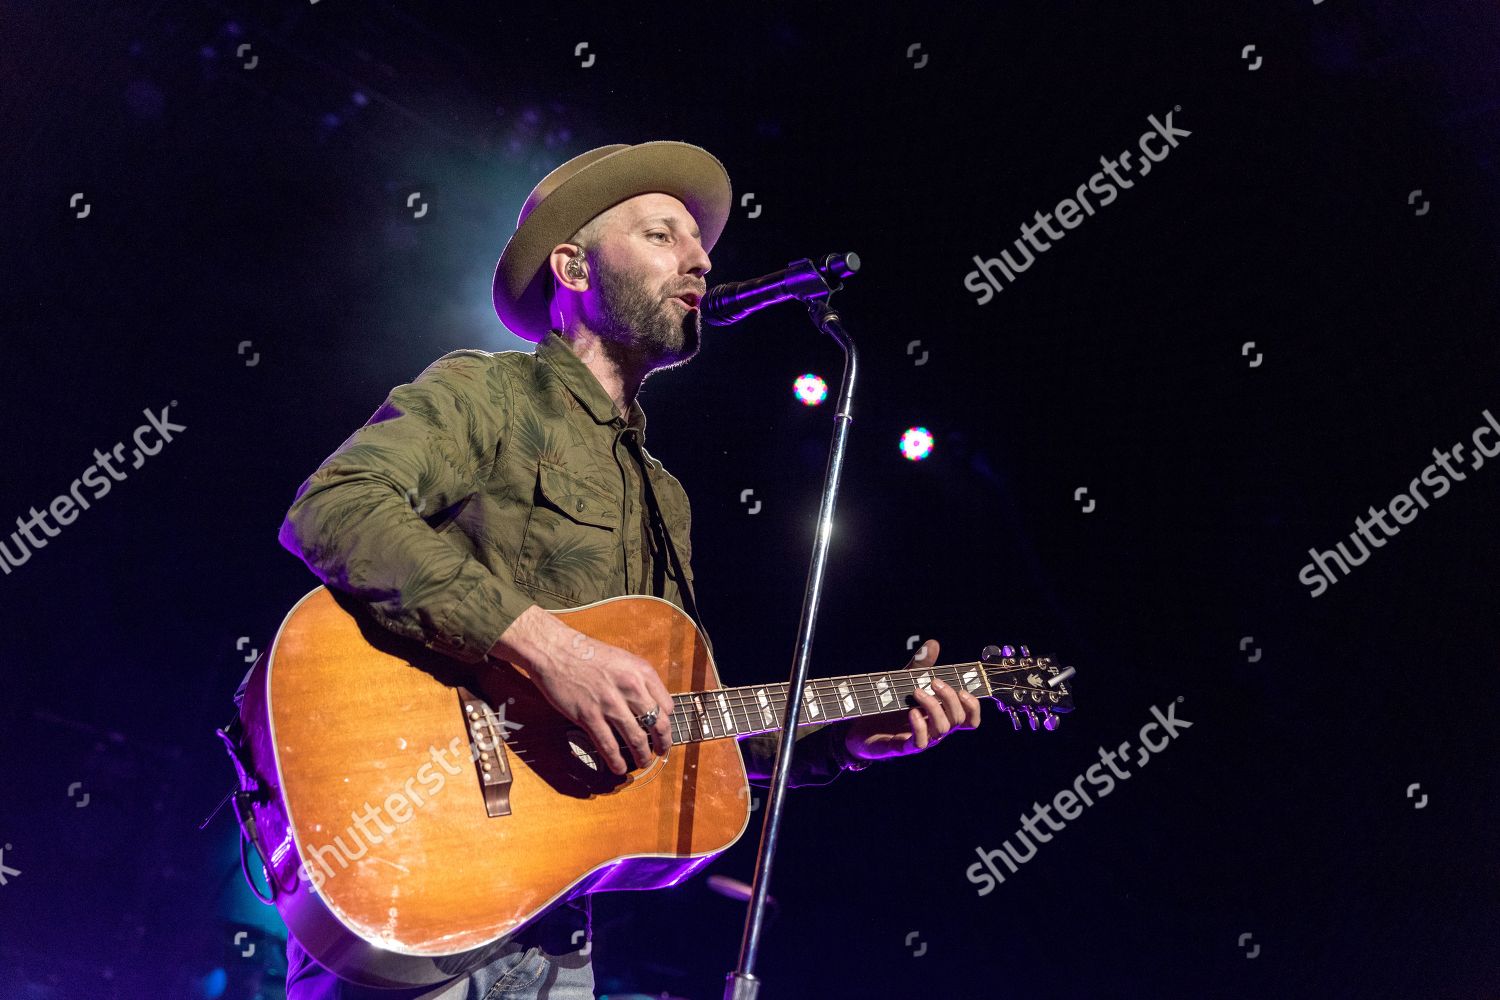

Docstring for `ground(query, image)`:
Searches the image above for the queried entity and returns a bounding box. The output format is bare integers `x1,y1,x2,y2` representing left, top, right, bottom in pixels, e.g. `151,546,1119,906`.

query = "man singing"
272,140,981,999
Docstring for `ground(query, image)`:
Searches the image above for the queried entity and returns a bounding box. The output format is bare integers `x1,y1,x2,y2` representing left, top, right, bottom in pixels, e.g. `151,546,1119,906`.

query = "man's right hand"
487,604,673,776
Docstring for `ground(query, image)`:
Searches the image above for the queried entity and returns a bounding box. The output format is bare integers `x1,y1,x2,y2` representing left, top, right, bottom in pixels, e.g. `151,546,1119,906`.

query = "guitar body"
239,586,750,988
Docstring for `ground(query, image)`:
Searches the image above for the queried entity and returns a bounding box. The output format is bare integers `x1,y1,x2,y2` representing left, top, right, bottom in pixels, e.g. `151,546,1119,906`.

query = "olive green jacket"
277,329,848,787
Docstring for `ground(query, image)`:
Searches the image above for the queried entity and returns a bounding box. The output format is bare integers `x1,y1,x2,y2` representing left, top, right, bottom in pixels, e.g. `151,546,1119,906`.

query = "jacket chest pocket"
514,459,622,603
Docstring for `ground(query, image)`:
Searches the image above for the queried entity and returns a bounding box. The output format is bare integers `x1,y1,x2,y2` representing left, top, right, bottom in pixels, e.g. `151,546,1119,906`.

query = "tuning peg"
1000,645,1016,658
1041,708,1059,731
981,645,1004,664
1019,644,1032,658
1022,706,1039,731
1005,707,1021,731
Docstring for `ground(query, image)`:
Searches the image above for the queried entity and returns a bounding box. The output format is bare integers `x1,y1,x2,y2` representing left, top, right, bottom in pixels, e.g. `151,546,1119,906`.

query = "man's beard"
589,260,701,372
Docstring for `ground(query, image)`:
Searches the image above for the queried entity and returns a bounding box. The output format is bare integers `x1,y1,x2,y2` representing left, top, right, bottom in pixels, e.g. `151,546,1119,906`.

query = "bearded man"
270,141,980,999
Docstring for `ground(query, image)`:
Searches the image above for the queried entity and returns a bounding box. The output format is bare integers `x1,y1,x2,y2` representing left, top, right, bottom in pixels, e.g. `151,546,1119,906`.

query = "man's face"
573,192,711,371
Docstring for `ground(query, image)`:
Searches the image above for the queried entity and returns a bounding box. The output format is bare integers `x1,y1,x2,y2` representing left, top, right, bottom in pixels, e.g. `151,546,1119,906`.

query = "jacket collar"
536,329,648,444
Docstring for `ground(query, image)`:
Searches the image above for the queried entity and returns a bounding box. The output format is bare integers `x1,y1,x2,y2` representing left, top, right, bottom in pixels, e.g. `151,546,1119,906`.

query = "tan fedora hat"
492,140,733,342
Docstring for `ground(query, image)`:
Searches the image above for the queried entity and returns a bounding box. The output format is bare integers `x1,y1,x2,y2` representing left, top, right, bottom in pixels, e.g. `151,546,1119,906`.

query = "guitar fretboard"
666,661,994,744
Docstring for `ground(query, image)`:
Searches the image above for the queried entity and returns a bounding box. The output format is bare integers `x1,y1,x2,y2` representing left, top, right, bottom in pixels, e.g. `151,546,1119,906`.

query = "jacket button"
575,498,585,512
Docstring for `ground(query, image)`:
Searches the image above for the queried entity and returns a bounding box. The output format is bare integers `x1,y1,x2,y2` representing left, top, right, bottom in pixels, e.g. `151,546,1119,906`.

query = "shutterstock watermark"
966,697,1192,895
0,403,186,575
1298,408,1500,597
963,108,1192,304
292,695,525,891
293,736,471,892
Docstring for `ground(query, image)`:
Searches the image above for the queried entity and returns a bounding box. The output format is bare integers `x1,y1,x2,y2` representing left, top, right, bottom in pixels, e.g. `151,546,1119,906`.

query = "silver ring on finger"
635,705,660,730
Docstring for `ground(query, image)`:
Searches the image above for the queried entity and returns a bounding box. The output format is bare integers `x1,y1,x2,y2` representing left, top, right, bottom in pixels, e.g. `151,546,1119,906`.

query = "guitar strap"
624,432,713,657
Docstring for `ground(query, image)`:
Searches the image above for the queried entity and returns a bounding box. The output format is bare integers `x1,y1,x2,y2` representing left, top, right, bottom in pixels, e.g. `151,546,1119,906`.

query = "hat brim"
492,141,732,342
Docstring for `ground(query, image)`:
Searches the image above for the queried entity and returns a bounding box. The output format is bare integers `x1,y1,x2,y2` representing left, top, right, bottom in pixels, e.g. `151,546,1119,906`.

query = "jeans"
285,896,595,1000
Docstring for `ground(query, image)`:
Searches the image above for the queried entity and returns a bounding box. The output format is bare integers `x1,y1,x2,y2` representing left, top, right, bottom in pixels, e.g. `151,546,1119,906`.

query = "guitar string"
476,665,1065,752
665,669,974,740
478,659,1053,738
695,666,1055,719
680,666,1052,720
470,672,1002,750
658,668,1062,743
694,668,971,729
489,689,1057,761
498,679,1058,744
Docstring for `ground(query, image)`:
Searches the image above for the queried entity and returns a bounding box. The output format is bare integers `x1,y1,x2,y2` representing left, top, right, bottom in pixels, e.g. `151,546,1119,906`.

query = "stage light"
793,373,827,405
900,426,934,461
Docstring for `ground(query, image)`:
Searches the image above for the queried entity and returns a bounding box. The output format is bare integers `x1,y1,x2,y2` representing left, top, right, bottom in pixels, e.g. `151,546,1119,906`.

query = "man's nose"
684,242,711,277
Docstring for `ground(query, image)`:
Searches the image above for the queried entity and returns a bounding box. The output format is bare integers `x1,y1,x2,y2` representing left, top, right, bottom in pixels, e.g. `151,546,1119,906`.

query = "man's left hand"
842,639,981,762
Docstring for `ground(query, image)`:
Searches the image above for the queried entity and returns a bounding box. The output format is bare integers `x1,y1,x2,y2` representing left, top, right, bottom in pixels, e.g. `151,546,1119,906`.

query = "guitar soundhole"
567,732,600,773
563,728,664,793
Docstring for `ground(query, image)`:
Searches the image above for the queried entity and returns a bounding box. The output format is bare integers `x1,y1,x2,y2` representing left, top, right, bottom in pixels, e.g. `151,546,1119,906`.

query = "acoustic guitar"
236,586,1075,987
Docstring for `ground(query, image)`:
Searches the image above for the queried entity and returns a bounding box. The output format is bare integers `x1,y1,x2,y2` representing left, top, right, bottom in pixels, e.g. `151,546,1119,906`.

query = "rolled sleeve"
278,351,531,664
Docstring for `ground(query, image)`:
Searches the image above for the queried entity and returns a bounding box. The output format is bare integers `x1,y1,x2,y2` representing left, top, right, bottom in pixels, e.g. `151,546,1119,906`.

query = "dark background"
3,2,1498,998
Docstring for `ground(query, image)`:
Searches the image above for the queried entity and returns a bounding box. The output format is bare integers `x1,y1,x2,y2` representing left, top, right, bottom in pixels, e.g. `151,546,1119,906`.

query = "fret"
731,689,754,735
754,686,776,730
739,689,759,734
763,687,781,730
811,678,836,721
691,693,712,741
734,688,757,735
767,683,798,730
912,667,934,698
715,690,736,735
801,683,822,723
858,674,884,716
834,678,857,717
857,677,874,716
844,677,868,716
724,689,739,734
857,675,875,712
884,672,906,707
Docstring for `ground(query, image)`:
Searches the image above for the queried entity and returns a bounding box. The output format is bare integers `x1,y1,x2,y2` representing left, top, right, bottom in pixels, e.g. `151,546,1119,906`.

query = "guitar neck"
665,661,993,745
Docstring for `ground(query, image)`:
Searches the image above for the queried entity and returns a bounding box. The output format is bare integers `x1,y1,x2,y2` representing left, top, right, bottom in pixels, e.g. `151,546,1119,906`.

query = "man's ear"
549,245,588,292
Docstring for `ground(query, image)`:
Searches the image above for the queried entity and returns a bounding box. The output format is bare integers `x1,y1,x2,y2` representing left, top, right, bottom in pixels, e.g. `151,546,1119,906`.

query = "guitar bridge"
459,688,513,818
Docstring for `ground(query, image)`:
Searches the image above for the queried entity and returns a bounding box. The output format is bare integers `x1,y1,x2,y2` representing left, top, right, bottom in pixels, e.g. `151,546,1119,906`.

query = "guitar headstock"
980,644,1076,731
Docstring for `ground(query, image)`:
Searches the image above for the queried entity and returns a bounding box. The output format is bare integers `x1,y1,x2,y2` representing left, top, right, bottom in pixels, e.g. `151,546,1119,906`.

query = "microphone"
700,252,860,326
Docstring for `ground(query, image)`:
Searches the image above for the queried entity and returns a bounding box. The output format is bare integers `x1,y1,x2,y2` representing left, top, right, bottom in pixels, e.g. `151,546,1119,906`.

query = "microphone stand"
724,259,858,1000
